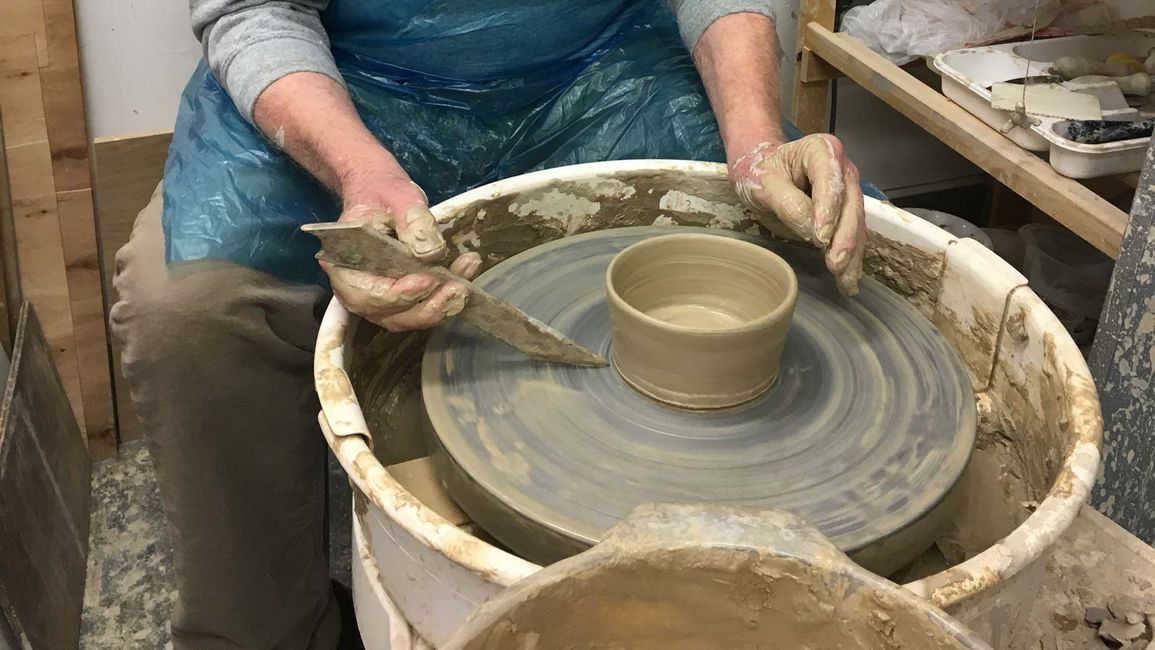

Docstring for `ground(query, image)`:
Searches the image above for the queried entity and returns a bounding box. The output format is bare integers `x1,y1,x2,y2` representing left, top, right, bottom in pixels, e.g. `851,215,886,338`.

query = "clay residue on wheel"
863,231,945,318
346,328,431,465
441,171,765,271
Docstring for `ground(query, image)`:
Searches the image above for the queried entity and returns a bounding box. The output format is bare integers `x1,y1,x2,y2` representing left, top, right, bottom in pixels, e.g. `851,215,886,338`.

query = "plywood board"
0,304,91,649
93,132,171,442
92,133,170,292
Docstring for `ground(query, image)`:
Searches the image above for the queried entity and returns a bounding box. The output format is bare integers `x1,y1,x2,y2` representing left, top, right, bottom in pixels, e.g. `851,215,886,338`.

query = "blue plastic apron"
163,0,883,286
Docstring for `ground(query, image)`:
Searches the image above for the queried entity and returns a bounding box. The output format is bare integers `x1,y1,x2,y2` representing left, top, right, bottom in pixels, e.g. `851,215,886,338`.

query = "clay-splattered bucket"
315,160,1102,648
446,503,991,650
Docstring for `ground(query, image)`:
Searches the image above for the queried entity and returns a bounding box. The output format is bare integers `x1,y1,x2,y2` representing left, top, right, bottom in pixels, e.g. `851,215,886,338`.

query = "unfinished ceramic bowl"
605,233,798,409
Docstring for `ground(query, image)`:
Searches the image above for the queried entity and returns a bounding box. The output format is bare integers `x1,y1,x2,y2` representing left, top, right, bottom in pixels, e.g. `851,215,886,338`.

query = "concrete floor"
79,442,352,648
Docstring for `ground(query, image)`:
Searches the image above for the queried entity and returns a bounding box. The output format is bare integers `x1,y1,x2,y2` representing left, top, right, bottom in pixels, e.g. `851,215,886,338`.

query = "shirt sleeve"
191,0,345,122
665,0,779,53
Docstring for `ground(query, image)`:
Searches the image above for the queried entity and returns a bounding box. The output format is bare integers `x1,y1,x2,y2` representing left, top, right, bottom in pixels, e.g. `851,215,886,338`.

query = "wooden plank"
58,189,115,455
0,36,86,431
805,24,1128,259
790,0,836,134
40,0,91,193
3,142,84,429
93,131,171,443
40,0,115,457
0,37,47,149
798,47,839,84
0,0,50,67
0,304,91,649
800,55,926,84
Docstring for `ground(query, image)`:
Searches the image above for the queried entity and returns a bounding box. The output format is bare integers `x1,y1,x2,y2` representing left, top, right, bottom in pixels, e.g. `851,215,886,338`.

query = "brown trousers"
109,186,340,649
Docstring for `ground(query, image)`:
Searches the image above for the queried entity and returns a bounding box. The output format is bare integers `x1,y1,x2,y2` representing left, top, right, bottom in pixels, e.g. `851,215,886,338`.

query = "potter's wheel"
422,227,976,566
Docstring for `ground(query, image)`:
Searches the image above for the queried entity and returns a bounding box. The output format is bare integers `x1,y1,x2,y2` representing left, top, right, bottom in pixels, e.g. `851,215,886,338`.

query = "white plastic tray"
930,32,1155,178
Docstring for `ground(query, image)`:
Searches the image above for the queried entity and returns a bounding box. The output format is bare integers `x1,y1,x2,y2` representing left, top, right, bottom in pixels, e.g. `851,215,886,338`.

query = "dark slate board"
0,304,91,648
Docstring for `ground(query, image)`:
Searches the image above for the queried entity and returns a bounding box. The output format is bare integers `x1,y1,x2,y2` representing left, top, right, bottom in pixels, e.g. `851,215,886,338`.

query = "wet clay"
448,505,988,650
606,233,798,409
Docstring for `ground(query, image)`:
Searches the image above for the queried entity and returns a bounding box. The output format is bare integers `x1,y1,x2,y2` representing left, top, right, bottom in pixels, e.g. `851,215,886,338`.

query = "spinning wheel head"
422,227,976,572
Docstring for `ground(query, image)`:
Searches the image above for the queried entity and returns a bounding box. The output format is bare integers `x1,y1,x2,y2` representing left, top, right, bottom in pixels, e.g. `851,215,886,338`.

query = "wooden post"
790,0,836,134
1090,141,1155,543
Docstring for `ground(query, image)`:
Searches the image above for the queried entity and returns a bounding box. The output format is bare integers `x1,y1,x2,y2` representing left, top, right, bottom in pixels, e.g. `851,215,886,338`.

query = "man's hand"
324,173,482,332
252,72,481,331
690,13,868,296
730,135,866,296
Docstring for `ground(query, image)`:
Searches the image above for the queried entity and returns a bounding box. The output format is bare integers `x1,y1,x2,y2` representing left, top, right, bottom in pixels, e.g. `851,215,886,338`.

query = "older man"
111,0,873,647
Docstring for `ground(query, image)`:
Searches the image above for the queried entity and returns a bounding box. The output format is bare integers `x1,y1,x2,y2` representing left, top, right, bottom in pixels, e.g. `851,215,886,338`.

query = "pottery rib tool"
302,221,608,367
990,82,1103,120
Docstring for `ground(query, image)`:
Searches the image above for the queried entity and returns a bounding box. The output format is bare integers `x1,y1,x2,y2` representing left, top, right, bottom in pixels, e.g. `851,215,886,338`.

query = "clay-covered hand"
323,177,482,332
731,134,867,296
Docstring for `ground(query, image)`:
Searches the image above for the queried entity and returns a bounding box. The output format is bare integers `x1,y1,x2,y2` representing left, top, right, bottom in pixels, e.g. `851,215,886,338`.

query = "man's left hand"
730,134,866,296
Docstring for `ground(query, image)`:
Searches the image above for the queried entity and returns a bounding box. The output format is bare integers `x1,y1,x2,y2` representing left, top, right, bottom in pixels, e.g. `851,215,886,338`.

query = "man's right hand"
322,173,482,332
251,72,481,330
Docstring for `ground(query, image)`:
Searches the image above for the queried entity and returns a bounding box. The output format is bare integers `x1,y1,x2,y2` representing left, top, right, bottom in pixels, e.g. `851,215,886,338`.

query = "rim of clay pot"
604,233,798,336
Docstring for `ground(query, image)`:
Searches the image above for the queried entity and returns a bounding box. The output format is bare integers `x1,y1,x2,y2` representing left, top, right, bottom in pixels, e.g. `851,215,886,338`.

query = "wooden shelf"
792,16,1129,259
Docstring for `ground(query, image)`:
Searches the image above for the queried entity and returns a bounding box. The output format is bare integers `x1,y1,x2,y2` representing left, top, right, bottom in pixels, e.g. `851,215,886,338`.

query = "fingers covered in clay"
732,134,866,296
340,202,448,262
327,265,435,316
325,189,485,330
826,160,866,296
797,135,846,247
393,205,448,261
376,283,468,332
325,249,481,332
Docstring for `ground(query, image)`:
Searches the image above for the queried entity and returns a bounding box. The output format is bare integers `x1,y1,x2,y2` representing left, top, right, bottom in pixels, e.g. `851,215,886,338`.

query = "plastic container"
931,32,1155,178
1019,223,1114,320
983,227,1026,271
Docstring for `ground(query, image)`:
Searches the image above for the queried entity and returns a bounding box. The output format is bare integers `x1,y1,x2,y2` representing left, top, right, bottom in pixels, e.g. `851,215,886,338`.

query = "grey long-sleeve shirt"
191,0,778,122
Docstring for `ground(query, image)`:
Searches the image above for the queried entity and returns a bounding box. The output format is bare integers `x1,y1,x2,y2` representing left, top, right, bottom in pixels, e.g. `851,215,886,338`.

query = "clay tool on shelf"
302,221,609,367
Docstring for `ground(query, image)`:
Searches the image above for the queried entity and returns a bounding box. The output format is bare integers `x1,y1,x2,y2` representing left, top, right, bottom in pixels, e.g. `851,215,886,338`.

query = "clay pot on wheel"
606,233,798,409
